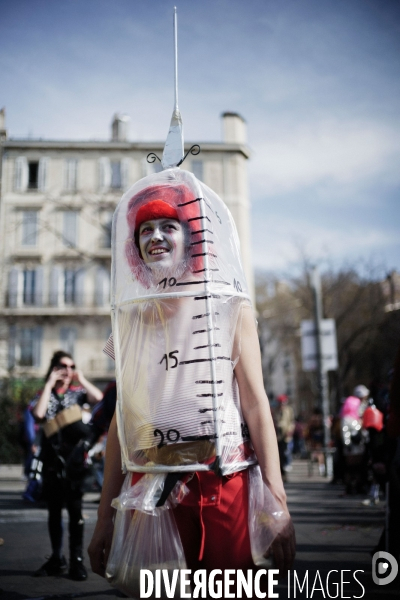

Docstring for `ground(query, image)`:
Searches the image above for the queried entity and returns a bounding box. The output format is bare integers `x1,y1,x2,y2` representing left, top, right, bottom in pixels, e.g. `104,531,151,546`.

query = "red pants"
173,469,254,571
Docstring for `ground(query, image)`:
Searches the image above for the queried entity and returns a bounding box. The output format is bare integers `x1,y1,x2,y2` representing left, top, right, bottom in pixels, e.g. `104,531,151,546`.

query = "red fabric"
134,200,179,233
173,470,254,571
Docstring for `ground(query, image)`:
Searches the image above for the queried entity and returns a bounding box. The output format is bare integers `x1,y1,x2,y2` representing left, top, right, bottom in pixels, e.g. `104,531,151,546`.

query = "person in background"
273,394,295,478
306,407,326,476
32,350,103,581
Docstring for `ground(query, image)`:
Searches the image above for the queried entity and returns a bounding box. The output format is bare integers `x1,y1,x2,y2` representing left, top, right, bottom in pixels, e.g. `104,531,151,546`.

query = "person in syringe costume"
88,166,296,594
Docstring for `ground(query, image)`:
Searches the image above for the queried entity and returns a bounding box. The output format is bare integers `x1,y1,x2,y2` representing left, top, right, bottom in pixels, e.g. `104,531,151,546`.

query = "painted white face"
138,218,185,269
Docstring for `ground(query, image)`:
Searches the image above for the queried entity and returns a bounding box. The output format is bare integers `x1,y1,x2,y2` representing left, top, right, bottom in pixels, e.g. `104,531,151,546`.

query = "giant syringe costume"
106,9,286,597
111,8,255,477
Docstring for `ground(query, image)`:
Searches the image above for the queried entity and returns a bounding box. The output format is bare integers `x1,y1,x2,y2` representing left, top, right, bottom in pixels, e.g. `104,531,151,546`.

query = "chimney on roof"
0,107,7,140
111,113,130,142
221,112,246,144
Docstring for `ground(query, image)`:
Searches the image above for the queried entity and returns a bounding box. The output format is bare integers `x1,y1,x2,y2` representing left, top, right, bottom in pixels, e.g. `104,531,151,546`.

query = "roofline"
4,140,250,159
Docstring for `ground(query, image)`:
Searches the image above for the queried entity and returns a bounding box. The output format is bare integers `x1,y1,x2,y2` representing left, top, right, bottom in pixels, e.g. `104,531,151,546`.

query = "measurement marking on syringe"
191,229,213,235
191,252,217,258
194,295,220,301
195,380,224,384
200,421,213,425
181,434,217,441
197,393,223,398
194,344,221,350
176,280,210,286
193,328,220,334
193,268,219,273
192,313,210,320
188,216,211,223
191,239,214,245
178,197,202,207
179,356,230,365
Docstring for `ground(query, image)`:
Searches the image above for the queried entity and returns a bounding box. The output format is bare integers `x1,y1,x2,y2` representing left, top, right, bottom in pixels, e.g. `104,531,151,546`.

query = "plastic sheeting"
111,167,255,475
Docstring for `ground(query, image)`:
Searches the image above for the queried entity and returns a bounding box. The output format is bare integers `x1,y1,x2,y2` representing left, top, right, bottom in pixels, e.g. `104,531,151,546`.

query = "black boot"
33,554,67,577
69,555,88,581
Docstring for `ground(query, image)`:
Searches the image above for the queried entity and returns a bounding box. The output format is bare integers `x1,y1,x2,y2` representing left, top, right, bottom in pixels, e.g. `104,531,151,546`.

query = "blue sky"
1,0,399,276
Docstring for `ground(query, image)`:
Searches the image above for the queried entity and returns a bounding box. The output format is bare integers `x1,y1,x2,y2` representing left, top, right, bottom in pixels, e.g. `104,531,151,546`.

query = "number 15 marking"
159,350,179,370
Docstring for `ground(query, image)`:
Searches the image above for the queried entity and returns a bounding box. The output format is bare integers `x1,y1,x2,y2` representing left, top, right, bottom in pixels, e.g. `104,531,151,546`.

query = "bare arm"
87,413,125,577
75,371,103,403
234,304,296,574
32,370,60,420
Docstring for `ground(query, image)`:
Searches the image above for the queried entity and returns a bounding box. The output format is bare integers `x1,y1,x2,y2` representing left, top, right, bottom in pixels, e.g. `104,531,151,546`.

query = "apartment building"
0,110,253,384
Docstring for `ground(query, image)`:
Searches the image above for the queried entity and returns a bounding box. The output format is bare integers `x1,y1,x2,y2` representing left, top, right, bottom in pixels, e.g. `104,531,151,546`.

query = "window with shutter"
110,160,122,189
192,160,204,181
64,158,78,191
22,211,38,246
121,157,130,190
64,269,76,304
63,211,78,247
60,327,77,356
98,157,111,192
14,157,28,192
95,266,110,306
18,327,42,367
8,268,22,308
102,211,113,248
49,266,62,306
38,157,49,191
23,270,36,305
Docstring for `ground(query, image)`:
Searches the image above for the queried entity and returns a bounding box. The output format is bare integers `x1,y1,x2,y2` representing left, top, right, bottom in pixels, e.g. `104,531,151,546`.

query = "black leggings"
46,477,84,559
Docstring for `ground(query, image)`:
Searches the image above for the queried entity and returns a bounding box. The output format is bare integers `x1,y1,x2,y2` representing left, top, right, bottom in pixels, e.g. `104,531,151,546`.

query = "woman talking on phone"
32,350,103,581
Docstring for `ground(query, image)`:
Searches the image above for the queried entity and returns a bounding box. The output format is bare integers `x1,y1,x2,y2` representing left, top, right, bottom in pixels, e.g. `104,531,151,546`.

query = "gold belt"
43,403,82,438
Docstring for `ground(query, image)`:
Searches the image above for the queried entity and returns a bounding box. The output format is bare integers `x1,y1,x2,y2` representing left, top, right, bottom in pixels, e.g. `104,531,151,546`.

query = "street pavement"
0,460,398,600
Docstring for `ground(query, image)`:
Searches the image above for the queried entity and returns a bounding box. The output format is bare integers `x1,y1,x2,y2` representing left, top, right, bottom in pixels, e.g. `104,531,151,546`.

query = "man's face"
138,218,185,269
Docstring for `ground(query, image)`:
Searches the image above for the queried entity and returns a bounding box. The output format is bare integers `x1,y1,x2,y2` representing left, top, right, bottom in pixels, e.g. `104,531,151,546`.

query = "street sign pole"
310,267,332,475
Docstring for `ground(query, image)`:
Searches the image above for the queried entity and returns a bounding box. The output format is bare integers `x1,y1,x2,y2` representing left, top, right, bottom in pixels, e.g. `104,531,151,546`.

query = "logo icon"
372,551,398,585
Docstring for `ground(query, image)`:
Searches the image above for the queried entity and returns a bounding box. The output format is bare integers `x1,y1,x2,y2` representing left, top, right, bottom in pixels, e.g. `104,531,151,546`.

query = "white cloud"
249,119,400,200
251,213,399,272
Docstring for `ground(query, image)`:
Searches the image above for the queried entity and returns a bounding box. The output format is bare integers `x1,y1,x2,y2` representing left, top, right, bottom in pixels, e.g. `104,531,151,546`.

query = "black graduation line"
190,239,214,245
192,313,210,320
200,420,213,425
188,216,211,223
198,407,221,413
191,229,213,235
181,434,217,441
179,356,230,365
191,252,217,258
192,327,220,334
194,344,221,350
194,295,221,301
222,432,237,437
195,380,224,384
176,280,210,286
196,393,223,398
193,268,219,273
177,197,202,207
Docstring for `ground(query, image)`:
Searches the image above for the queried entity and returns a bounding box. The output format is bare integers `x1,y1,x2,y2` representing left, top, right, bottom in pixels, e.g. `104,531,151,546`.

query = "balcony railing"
4,292,111,311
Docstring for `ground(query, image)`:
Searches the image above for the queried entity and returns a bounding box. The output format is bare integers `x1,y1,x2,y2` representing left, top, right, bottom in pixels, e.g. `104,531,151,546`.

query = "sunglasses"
58,362,76,370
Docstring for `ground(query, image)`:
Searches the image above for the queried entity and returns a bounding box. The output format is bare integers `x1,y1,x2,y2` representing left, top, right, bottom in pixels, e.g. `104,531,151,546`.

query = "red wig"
125,183,204,285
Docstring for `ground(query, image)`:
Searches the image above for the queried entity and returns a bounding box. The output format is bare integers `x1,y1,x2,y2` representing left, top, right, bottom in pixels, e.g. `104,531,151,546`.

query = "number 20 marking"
159,350,179,370
154,428,180,447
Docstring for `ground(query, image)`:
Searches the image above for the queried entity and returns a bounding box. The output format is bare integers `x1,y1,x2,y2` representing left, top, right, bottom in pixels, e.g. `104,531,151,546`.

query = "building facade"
0,110,253,384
